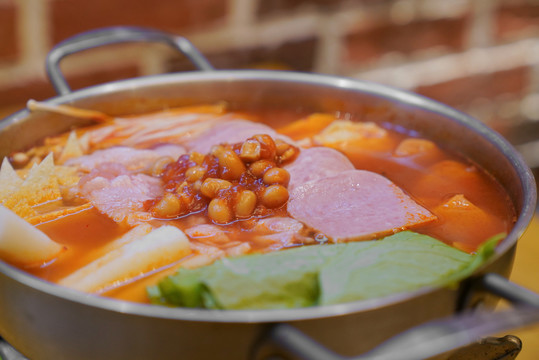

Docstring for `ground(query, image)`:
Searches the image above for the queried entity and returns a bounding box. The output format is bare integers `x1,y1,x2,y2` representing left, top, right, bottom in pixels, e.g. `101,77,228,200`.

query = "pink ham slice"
185,119,295,154
78,163,163,224
152,143,187,160
65,145,185,173
287,169,436,241
285,147,355,191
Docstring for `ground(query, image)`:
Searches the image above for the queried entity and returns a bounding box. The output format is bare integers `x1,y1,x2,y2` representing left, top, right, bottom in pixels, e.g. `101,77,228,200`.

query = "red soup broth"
22,108,515,303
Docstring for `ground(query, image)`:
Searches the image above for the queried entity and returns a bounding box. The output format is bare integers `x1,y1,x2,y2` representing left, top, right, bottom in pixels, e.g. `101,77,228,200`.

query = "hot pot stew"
0,102,515,309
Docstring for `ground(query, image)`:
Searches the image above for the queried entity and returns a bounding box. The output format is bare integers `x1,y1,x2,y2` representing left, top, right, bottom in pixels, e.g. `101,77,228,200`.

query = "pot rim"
0,69,536,323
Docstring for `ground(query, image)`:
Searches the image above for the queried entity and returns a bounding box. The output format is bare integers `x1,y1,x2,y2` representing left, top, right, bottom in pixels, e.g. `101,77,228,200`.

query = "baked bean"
208,198,233,224
249,160,274,178
261,184,289,208
175,181,189,193
192,180,202,192
189,152,205,165
274,139,290,156
177,190,194,209
239,139,261,162
211,145,246,180
11,152,29,167
200,178,232,198
185,165,206,183
235,190,257,218
201,154,220,178
149,133,297,222
151,156,174,176
262,167,290,186
279,147,298,164
251,134,276,160
152,192,182,218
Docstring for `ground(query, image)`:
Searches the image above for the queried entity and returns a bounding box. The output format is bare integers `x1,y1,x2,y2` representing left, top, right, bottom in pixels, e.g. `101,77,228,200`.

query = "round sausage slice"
287,169,436,241
285,147,355,191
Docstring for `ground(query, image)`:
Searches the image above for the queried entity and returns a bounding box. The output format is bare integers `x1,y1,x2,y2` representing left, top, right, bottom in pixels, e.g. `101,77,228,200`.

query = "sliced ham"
66,145,185,173
250,216,306,251
186,119,295,154
78,162,129,185
78,164,163,224
287,169,436,241
184,224,230,246
285,147,355,191
254,217,304,234
152,143,187,160
86,109,225,148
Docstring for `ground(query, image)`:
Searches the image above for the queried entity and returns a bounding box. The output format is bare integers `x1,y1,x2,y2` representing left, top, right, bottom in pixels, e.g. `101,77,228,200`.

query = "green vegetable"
148,231,501,310
318,232,500,305
149,243,343,309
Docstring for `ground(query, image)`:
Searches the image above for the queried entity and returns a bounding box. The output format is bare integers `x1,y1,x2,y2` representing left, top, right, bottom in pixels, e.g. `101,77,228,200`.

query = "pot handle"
251,273,539,360
46,26,215,96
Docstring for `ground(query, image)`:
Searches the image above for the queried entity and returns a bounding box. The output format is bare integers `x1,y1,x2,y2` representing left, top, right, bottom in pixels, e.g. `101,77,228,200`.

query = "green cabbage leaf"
147,231,501,310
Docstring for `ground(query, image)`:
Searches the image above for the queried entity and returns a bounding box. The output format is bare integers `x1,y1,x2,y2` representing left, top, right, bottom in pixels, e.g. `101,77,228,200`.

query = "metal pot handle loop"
252,273,539,360
45,26,215,96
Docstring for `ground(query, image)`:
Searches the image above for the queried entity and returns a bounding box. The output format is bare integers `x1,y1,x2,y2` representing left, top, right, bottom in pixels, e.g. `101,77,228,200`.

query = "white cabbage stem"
59,226,191,293
0,206,64,265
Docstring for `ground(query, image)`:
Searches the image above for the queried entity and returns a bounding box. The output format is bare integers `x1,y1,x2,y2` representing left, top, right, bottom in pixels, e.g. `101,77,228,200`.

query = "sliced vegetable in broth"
0,102,515,308
148,231,501,310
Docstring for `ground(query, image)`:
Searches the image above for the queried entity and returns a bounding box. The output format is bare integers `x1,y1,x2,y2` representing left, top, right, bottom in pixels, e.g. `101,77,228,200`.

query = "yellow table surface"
500,214,539,359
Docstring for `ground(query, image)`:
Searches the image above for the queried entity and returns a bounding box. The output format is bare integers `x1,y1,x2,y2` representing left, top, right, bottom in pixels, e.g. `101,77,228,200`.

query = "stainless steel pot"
0,27,537,360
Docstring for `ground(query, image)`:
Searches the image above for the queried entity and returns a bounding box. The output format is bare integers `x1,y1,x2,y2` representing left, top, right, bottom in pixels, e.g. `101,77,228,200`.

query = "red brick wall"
0,0,538,170
496,0,539,41
344,17,469,64
0,2,17,61
50,0,227,44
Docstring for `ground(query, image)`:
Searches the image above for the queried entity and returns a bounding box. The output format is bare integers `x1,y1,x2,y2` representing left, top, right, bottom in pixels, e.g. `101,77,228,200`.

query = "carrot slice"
278,113,336,140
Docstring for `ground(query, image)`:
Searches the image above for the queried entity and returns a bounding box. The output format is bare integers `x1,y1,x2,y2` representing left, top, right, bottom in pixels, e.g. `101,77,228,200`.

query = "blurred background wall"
1,0,538,182
1,0,538,189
